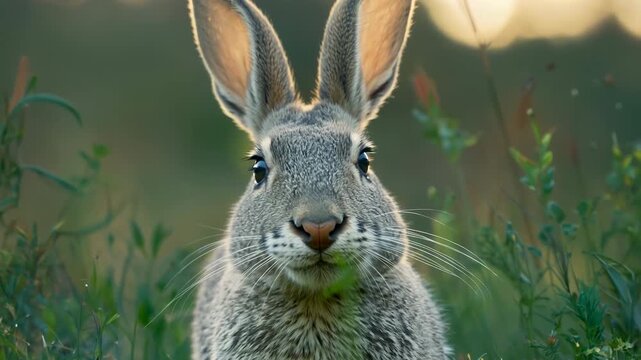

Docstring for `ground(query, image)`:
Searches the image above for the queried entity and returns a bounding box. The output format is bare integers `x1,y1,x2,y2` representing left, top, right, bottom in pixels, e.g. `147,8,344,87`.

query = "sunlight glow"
513,0,608,39
613,0,641,37
423,0,516,47
422,0,639,49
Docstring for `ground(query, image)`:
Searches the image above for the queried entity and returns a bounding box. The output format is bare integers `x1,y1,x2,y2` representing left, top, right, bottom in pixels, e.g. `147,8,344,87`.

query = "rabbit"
188,0,450,358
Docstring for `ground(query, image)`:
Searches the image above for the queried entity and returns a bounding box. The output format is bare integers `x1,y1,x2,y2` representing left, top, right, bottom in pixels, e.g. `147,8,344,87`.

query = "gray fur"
188,0,449,359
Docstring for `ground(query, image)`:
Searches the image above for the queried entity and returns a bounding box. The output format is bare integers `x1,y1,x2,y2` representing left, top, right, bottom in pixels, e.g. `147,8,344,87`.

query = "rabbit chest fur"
194,259,447,360
187,0,450,358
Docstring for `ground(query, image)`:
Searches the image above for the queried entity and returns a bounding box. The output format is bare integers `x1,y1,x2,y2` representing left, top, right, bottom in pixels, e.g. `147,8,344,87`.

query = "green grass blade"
8,93,81,125
21,164,79,192
151,224,171,258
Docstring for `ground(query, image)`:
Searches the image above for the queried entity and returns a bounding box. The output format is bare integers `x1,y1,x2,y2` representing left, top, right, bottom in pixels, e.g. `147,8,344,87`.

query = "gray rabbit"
188,0,450,358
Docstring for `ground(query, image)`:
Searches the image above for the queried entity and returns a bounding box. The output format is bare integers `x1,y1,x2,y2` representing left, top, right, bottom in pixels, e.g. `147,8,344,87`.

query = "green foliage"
510,122,555,196
412,71,478,162
510,133,639,359
414,70,641,359
0,72,192,358
1,61,639,360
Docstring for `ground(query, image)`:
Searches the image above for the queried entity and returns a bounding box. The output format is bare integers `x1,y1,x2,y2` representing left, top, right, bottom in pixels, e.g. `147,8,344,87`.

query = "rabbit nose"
298,218,342,252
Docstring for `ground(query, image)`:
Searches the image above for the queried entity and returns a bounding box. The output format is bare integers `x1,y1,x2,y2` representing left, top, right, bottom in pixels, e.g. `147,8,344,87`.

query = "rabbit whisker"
398,227,496,276
376,236,485,296
250,257,282,293
262,260,290,308
170,243,262,288
180,235,262,266
354,253,382,294
377,235,485,287
241,255,275,286
360,248,393,292
150,250,264,325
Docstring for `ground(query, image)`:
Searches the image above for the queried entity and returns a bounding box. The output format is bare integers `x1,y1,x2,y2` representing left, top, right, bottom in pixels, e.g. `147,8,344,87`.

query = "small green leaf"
546,201,566,223
137,287,154,325
541,132,552,149
8,93,81,125
510,148,531,171
21,164,79,192
151,224,171,258
511,148,540,191
80,150,100,170
322,256,359,297
505,222,519,244
130,221,145,254
606,171,622,191
612,133,622,159
577,199,597,222
527,245,542,258
542,167,555,195
151,317,167,341
531,122,542,144
541,151,553,168
107,233,115,247
426,186,437,200
538,224,555,245
92,144,110,159
26,76,38,94
561,223,578,239
519,175,534,191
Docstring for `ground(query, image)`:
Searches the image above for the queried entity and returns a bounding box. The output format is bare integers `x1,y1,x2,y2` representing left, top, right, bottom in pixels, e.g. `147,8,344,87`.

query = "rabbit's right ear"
189,0,296,139
316,0,416,127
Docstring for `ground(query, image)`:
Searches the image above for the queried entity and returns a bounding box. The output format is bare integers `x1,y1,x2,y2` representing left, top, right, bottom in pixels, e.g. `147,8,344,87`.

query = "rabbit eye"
252,159,268,184
357,151,370,174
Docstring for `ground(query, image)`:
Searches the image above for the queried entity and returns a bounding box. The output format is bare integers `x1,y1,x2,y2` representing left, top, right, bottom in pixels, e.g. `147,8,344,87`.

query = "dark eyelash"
360,146,375,154
245,154,264,162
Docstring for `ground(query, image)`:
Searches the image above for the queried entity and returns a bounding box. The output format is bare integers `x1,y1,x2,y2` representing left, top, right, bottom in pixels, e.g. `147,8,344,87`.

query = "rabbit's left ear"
316,0,416,127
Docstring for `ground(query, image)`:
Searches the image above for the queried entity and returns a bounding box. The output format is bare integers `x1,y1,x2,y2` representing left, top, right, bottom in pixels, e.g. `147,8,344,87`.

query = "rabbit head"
189,0,416,290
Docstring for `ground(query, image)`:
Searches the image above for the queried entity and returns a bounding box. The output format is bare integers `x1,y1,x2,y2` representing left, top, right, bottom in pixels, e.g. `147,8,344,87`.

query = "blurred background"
1,0,640,358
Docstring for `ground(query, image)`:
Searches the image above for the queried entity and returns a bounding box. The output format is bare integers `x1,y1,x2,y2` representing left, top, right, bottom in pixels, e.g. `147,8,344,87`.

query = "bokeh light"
512,0,608,39
612,0,641,37
422,0,638,49
422,0,516,47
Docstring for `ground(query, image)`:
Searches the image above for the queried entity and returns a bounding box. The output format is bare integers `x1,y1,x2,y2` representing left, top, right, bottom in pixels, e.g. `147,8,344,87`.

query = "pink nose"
300,220,337,252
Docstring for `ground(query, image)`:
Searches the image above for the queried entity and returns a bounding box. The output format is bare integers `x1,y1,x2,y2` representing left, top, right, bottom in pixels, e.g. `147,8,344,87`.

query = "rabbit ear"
316,0,415,127
189,0,296,138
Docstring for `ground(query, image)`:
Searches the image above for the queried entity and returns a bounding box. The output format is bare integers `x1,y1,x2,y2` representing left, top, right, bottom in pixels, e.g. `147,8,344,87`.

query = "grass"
1,50,640,360
0,58,193,359
412,65,641,359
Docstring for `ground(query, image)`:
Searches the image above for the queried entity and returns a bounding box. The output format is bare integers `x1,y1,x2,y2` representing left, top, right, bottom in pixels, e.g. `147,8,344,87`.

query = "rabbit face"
189,0,416,289
227,103,406,289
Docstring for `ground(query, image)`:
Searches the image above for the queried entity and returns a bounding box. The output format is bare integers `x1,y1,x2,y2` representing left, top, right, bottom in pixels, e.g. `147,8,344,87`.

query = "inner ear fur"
316,0,416,125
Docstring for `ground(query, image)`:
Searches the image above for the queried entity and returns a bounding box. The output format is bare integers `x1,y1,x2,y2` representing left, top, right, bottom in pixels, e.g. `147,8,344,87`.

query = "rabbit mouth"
290,259,335,271
284,257,357,289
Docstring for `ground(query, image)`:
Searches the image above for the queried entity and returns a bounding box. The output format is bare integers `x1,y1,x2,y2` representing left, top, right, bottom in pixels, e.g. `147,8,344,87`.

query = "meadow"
1,1,640,359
